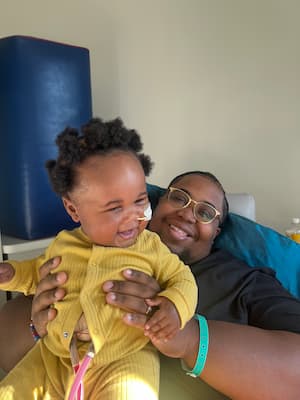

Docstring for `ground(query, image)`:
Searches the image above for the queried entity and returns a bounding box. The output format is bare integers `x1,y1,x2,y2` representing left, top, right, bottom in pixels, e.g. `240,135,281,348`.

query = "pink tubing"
71,364,84,400
68,351,95,400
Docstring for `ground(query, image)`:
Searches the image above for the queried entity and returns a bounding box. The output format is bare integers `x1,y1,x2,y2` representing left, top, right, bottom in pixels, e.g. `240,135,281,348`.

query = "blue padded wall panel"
0,35,92,239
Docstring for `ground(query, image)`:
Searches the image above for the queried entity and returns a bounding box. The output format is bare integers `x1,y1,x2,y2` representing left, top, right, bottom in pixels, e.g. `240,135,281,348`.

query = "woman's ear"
213,226,221,240
62,197,80,223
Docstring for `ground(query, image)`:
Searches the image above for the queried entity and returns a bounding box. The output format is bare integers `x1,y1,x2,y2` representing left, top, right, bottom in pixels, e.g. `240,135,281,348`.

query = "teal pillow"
214,213,300,299
146,183,166,209
147,183,300,299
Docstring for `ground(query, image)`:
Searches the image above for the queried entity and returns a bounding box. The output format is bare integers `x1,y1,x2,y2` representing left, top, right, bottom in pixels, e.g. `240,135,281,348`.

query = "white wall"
1,0,300,233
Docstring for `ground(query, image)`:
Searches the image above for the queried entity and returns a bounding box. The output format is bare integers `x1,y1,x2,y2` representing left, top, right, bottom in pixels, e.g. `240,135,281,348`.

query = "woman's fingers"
102,268,161,314
103,269,160,296
35,271,67,297
35,256,67,298
122,312,148,329
32,256,67,337
105,291,149,314
122,269,161,292
38,256,62,280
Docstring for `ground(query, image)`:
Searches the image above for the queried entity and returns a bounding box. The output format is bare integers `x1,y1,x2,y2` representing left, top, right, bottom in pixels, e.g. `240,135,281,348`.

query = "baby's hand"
144,296,180,341
0,262,15,284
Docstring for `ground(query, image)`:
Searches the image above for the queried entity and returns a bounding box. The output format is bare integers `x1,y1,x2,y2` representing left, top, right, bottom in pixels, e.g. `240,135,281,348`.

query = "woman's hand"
102,268,161,328
31,256,67,337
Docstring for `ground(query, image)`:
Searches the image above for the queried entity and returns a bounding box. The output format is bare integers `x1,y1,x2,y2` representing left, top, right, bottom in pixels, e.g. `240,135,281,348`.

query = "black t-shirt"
191,249,300,333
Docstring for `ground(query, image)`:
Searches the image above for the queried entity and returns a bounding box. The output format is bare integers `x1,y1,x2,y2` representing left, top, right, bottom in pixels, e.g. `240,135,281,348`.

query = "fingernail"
125,269,132,275
52,256,60,265
56,271,65,282
125,313,133,321
107,293,116,302
104,281,114,290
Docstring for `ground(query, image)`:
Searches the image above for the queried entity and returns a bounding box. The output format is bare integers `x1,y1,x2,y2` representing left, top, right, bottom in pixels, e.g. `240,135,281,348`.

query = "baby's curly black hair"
46,117,153,197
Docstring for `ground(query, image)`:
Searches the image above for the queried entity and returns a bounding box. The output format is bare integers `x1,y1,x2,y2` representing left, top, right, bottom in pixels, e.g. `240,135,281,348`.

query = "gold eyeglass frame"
167,186,221,224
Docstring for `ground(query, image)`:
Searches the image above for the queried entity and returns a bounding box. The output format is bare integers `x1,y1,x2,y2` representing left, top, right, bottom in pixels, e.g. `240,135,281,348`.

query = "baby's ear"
62,197,80,223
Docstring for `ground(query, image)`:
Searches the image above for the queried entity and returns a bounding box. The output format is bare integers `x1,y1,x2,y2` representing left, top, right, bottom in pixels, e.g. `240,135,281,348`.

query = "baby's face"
63,151,149,248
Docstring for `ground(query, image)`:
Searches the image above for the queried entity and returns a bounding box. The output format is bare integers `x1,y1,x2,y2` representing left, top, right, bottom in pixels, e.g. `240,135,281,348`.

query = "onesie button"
63,331,69,338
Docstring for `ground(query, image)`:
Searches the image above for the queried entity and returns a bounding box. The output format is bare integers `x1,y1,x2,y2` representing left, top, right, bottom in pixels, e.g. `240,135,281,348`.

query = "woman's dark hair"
46,117,153,196
168,171,229,225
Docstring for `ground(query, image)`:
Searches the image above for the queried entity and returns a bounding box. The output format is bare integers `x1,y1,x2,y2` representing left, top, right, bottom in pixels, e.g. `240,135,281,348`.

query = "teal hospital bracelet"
182,314,209,378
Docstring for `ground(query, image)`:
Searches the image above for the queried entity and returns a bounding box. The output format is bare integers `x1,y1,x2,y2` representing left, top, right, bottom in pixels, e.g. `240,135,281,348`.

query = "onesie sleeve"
0,241,56,295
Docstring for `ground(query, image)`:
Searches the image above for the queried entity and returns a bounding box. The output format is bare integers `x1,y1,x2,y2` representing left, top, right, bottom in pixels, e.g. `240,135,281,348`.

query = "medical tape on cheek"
137,204,152,221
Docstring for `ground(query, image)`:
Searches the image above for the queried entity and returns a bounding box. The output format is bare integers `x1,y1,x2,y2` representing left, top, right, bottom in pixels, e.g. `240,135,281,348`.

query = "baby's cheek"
139,220,148,232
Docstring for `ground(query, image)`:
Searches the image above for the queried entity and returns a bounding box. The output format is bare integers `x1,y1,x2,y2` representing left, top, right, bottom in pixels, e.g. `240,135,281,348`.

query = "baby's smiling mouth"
118,228,137,240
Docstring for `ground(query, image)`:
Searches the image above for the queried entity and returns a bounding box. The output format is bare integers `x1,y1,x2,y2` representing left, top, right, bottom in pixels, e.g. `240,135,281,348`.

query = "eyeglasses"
167,187,221,224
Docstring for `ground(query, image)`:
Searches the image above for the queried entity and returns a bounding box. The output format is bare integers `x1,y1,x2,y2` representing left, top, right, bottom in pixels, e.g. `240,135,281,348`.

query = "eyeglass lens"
168,188,217,223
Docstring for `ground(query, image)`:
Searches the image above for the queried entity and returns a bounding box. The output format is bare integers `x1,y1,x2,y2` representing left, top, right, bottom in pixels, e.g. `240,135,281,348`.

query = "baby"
0,117,197,399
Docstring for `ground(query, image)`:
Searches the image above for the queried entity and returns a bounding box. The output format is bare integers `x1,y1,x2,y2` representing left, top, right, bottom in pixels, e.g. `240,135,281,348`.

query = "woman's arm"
201,320,300,400
0,294,33,372
155,318,300,400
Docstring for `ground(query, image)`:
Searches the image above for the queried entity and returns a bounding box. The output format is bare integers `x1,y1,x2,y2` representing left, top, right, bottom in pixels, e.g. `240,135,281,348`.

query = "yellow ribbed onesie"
0,228,197,399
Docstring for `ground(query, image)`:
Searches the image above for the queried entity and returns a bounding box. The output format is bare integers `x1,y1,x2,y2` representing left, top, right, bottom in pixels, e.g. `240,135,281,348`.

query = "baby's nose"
122,207,141,224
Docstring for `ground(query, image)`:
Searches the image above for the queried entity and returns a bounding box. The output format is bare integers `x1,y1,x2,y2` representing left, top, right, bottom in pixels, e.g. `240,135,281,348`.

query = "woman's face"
148,174,224,264
62,152,149,248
